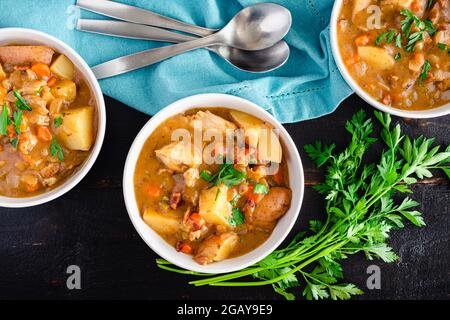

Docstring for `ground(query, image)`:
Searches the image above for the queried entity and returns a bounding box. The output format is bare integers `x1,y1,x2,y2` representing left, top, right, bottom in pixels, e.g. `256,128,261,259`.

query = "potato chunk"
229,110,263,147
253,187,291,231
258,128,282,163
143,208,181,235
56,106,94,151
190,110,236,135
194,232,240,265
357,46,395,70
0,46,54,65
199,184,232,226
50,54,74,80
352,0,372,18
51,80,77,102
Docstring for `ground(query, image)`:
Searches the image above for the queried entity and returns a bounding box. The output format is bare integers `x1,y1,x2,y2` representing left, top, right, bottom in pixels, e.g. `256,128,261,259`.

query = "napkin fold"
0,0,352,123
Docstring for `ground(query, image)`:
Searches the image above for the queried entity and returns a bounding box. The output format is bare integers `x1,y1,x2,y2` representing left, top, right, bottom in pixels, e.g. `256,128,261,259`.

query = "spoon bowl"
219,3,292,51
214,41,290,73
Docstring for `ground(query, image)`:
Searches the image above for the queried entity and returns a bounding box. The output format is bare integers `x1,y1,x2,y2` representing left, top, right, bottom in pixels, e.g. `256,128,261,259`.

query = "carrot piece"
47,77,57,87
354,34,370,46
31,63,51,78
411,1,421,13
273,166,284,185
6,125,15,138
179,243,192,254
246,185,264,203
145,184,161,197
36,126,52,142
345,55,360,66
0,86,7,103
190,213,202,222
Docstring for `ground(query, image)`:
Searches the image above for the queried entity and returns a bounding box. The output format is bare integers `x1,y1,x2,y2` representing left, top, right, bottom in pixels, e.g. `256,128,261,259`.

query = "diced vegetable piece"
145,184,161,197
0,46,54,65
0,86,7,103
50,54,74,80
229,110,263,147
199,184,232,226
31,63,51,78
194,232,240,265
143,208,181,235
51,80,77,102
56,106,94,151
257,128,282,163
408,53,425,72
357,46,395,70
434,30,449,46
36,126,52,142
352,0,371,17
397,0,414,7
0,64,6,80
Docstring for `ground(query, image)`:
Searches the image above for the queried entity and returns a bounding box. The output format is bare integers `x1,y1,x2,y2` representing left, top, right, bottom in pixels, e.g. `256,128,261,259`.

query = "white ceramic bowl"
123,94,304,274
0,28,106,207
330,0,450,118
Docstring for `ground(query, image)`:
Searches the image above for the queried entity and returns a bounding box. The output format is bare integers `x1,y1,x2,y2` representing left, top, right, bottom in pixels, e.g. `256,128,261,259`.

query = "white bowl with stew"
330,0,450,118
0,28,106,207
123,94,304,274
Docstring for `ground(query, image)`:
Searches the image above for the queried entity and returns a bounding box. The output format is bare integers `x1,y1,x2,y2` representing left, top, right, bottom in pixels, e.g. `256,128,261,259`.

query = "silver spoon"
77,19,290,73
92,3,292,79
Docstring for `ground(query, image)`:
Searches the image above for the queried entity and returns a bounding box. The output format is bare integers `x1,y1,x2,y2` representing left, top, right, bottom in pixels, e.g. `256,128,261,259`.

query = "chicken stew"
0,45,96,197
134,109,292,265
337,0,449,110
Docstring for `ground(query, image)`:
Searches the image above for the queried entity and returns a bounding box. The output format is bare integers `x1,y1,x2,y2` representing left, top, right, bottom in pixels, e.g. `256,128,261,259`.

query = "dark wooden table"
0,94,448,300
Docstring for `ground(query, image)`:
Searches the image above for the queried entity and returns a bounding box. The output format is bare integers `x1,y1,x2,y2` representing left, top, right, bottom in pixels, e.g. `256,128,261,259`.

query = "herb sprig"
13,90,32,111
201,163,246,187
400,9,436,52
157,110,450,300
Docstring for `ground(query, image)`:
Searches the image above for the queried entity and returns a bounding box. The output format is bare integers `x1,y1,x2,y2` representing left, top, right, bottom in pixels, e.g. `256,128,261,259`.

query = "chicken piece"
190,110,236,135
40,162,60,179
18,131,38,155
20,174,40,193
194,232,240,265
20,80,46,96
408,53,425,73
0,46,54,65
155,141,200,172
252,187,292,231
183,168,199,188
229,110,263,147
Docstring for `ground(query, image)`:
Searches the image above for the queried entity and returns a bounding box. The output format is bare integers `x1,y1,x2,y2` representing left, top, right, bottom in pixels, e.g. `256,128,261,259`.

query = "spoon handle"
76,0,217,37
92,35,221,79
77,19,196,43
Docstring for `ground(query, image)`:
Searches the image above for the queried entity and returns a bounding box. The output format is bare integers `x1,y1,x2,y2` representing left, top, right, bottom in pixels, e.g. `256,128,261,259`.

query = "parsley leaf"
10,137,19,149
13,110,22,135
13,90,32,111
394,52,401,60
437,42,446,50
419,60,431,82
253,183,269,194
229,208,245,227
206,163,246,187
50,137,64,161
53,116,63,128
0,103,8,136
375,30,395,46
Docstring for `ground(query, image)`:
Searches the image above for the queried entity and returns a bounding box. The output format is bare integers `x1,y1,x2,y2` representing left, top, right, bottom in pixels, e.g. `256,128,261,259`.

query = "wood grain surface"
0,94,448,300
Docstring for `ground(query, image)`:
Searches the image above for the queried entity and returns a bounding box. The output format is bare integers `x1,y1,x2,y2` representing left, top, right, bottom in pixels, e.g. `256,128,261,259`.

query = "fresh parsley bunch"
157,110,449,300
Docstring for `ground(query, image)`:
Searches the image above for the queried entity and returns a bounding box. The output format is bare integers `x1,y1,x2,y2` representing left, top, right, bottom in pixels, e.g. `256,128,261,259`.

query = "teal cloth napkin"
0,0,352,123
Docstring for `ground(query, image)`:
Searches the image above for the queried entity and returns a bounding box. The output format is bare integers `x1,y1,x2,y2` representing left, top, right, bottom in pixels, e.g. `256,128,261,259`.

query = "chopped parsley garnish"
419,60,431,82
50,137,64,161
206,163,246,187
427,0,433,9
395,33,402,48
229,208,245,227
13,110,22,135
13,90,32,111
54,116,63,128
394,52,401,60
0,103,8,136
200,170,213,182
253,183,269,194
35,87,43,96
10,137,19,149
400,10,436,52
437,42,446,50
375,30,395,46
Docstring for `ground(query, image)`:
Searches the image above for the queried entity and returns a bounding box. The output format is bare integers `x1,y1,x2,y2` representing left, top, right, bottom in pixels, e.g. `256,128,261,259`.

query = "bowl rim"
329,0,450,119
122,93,304,274
0,27,106,208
